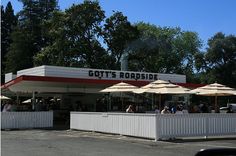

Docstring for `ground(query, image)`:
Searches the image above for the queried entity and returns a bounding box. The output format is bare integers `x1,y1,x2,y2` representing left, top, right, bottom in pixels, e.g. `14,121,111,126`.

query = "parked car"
195,148,236,156
220,103,236,113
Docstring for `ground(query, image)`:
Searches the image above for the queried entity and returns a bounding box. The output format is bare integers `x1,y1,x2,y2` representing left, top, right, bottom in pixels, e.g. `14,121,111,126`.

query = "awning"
2,75,204,94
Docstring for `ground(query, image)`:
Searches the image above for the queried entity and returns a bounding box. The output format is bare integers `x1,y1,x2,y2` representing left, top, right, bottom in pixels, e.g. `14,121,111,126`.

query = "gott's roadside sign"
88,70,159,81
16,65,186,83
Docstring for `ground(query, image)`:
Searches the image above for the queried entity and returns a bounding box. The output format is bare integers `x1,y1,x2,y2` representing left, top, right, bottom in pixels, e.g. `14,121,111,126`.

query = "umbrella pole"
152,93,154,110
16,93,19,105
108,93,111,111
32,91,36,111
159,94,161,110
110,93,112,111
107,95,108,111
121,92,123,111
215,96,218,113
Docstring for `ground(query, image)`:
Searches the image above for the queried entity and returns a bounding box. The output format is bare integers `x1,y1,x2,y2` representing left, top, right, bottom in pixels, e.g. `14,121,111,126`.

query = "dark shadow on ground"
163,137,236,143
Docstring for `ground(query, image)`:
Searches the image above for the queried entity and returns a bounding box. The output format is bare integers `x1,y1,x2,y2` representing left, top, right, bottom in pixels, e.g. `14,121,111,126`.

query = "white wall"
5,73,16,83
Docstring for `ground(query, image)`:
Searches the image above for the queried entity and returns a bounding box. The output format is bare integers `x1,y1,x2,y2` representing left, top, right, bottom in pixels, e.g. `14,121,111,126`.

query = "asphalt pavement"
1,129,236,156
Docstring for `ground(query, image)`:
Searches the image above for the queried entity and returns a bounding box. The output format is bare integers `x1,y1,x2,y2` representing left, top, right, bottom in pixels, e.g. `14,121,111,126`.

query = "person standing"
161,106,170,114
2,102,12,112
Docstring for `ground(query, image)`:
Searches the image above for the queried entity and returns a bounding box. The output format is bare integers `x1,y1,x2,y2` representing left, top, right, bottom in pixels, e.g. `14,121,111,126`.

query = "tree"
196,33,236,87
34,1,111,69
1,2,17,74
128,22,201,82
5,0,58,73
103,11,139,69
5,29,35,73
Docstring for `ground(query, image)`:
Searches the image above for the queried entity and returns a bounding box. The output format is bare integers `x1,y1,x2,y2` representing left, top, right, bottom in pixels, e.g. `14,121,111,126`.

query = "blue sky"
2,0,236,50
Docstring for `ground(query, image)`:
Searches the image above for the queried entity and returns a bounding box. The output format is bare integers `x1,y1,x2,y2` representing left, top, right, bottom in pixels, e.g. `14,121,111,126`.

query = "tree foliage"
34,3,140,70
3,1,235,88
5,0,58,73
103,11,139,69
128,22,201,82
195,32,236,87
34,1,110,68
1,2,17,74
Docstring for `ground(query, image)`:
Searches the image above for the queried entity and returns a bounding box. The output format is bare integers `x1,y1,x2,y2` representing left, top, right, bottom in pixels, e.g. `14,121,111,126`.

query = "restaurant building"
2,65,203,113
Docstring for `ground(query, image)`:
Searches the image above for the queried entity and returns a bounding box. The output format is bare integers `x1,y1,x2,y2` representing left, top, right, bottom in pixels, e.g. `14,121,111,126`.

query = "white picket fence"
70,112,236,140
1,111,53,129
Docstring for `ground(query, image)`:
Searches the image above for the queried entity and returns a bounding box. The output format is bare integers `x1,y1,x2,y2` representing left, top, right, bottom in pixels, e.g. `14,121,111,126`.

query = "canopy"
100,82,138,93
133,80,191,109
191,83,236,96
191,83,236,112
0,95,11,100
100,82,139,111
133,80,190,94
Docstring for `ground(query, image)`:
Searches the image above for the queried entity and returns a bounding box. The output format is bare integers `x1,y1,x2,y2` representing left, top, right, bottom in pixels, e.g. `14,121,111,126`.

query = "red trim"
1,76,24,89
1,75,149,89
21,75,150,86
1,75,205,89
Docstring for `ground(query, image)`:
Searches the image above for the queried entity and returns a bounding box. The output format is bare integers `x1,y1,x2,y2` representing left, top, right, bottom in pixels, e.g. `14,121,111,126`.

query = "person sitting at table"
175,105,183,114
126,105,134,113
161,106,170,114
154,105,160,113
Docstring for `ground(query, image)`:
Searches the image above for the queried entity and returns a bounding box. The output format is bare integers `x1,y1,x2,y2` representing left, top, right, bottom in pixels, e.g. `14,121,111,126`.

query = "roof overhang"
1,75,205,94
1,75,149,94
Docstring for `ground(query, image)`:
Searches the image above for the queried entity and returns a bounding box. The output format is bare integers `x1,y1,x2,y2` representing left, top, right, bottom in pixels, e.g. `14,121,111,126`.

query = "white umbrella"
0,95,11,100
100,82,139,111
134,80,190,94
50,98,61,102
100,82,138,93
22,99,32,103
133,80,191,109
191,82,236,112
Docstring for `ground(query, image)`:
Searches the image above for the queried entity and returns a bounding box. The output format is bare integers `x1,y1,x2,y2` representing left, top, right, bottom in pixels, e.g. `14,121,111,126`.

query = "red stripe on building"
1,75,205,89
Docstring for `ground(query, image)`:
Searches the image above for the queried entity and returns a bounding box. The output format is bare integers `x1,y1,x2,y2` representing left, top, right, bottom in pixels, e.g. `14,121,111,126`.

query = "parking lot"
1,129,236,156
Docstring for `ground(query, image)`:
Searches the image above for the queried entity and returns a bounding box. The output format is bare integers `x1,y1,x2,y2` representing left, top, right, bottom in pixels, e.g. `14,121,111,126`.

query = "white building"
2,65,202,113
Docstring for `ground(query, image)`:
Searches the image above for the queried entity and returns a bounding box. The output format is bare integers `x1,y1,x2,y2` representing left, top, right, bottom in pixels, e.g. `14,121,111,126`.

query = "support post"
16,93,19,105
159,94,162,111
32,91,36,111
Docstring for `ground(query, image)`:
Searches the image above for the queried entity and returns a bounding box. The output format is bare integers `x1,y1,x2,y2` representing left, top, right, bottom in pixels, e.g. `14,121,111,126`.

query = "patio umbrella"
0,95,11,100
191,83,236,113
100,82,138,93
133,80,191,109
100,82,139,111
22,99,32,104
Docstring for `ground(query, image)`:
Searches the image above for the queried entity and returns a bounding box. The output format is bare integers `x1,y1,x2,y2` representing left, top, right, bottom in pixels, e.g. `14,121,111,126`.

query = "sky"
2,0,236,50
